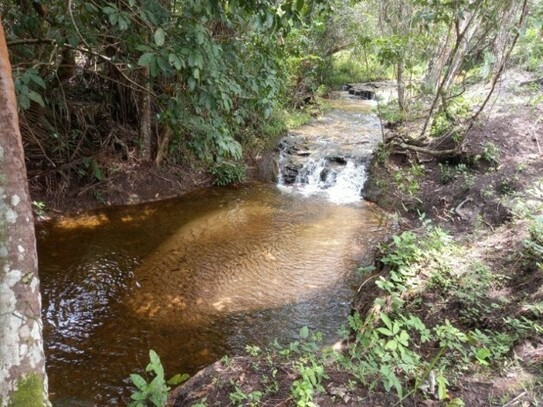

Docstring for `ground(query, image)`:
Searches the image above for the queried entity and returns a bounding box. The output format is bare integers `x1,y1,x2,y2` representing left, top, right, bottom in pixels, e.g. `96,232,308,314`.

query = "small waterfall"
278,157,368,205
276,89,382,205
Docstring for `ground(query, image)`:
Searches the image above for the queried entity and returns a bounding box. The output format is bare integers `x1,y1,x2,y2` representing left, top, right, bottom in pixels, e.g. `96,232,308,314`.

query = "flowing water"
39,93,387,405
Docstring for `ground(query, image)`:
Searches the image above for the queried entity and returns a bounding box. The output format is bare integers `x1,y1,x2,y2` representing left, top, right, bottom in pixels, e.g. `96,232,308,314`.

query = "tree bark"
139,68,153,162
0,17,50,407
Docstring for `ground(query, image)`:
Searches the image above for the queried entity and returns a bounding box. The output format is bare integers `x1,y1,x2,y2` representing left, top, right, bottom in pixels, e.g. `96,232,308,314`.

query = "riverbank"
355,70,543,405
27,105,326,219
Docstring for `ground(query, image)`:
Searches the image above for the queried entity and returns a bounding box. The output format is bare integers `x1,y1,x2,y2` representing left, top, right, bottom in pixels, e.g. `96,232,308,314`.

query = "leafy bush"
210,161,247,186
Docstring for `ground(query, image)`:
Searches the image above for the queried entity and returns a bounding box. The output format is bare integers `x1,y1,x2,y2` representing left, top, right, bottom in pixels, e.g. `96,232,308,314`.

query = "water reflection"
39,184,387,405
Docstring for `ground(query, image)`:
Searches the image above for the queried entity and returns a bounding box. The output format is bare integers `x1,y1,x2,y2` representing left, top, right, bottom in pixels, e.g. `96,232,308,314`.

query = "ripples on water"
39,185,387,405
39,96,388,405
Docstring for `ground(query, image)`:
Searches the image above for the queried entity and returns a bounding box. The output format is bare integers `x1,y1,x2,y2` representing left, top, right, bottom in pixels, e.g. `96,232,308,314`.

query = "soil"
27,153,272,218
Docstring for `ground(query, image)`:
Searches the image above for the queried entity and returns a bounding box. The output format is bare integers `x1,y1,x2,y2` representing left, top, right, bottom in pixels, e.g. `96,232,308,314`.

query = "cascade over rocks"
276,90,383,203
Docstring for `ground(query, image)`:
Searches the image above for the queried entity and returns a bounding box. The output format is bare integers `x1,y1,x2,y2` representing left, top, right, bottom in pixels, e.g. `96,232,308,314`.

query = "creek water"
38,94,387,405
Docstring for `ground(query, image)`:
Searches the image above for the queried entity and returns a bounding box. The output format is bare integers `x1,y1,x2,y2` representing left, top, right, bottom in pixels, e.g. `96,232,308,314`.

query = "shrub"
210,161,247,186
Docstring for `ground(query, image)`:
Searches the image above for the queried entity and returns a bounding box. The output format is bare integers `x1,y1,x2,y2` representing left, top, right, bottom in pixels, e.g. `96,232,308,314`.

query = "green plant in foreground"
523,216,543,271
129,350,188,407
290,358,326,407
229,381,263,406
394,162,425,197
31,201,46,218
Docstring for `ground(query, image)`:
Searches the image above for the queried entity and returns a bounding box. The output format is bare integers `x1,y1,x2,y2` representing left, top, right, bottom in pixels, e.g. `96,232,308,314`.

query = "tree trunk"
0,18,50,407
139,68,153,162
396,61,406,114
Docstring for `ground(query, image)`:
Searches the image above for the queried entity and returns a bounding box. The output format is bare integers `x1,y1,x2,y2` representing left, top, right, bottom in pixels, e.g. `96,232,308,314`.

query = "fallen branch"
395,142,461,158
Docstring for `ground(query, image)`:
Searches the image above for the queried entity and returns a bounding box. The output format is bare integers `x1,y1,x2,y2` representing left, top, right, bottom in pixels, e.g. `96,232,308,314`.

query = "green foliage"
523,216,543,271
209,161,247,186
285,109,314,129
229,382,263,407
394,162,424,197
31,201,47,219
378,100,404,125
438,163,470,184
129,350,188,407
430,97,470,138
4,0,327,175
330,51,383,85
13,68,46,110
290,359,326,407
481,142,501,165
515,1,543,73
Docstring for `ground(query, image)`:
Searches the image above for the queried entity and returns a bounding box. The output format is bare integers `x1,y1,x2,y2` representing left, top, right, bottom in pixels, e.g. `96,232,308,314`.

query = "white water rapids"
276,92,380,204
277,157,368,204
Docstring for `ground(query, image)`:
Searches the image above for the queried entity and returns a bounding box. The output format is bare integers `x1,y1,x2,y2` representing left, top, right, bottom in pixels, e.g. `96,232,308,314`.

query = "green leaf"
27,90,45,107
300,326,309,339
398,330,410,346
295,0,304,11
381,314,393,330
167,373,189,386
148,350,163,375
188,77,196,91
85,3,99,13
154,28,165,47
138,52,154,67
130,391,148,401
196,30,205,45
385,339,398,351
136,45,153,52
169,54,183,70
108,12,118,26
28,72,46,89
130,374,148,390
156,56,170,74
475,348,491,365
437,374,449,401
377,327,394,337
102,6,116,14
192,68,200,80
188,51,203,68
118,15,129,31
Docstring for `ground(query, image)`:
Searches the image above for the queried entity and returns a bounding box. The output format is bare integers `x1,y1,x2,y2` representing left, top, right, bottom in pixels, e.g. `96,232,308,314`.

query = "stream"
38,91,387,405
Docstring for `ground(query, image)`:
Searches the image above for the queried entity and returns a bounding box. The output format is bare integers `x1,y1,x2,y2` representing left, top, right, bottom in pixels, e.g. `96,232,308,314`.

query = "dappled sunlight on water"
39,95,387,405
39,185,387,405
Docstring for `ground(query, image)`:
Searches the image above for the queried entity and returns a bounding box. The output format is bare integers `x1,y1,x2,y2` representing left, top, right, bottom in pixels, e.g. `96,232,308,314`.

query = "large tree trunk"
0,18,50,407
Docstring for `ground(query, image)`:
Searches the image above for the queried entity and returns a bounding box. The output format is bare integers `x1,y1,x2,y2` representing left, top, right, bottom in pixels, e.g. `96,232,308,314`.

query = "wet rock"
329,156,347,165
344,83,377,100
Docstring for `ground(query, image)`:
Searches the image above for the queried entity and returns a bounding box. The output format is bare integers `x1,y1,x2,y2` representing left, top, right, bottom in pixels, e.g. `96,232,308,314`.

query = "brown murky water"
39,96,387,406
39,185,386,405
